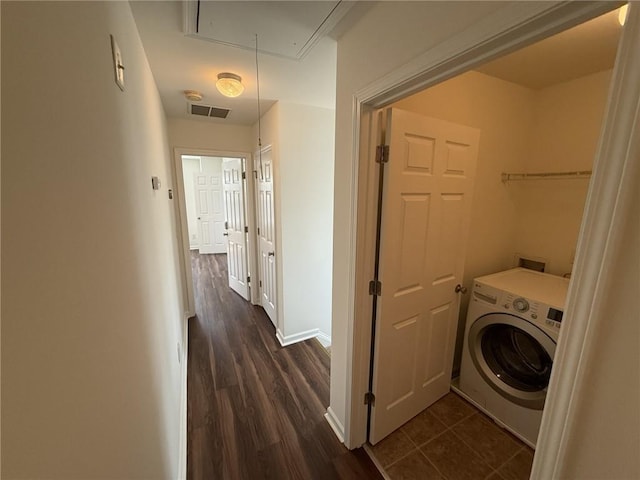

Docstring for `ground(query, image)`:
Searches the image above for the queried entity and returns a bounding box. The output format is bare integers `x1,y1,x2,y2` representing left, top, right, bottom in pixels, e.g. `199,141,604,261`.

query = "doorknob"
455,284,467,294
268,252,275,257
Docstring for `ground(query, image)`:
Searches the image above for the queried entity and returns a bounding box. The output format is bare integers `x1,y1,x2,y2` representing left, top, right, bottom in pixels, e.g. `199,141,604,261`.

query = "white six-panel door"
222,158,250,300
369,108,480,444
255,148,277,326
194,173,226,254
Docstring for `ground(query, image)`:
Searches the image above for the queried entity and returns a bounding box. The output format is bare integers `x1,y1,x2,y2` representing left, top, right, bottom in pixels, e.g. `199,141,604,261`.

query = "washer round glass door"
468,313,556,410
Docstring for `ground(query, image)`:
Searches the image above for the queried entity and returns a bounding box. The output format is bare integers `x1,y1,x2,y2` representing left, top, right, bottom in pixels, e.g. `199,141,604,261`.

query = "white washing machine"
457,268,569,448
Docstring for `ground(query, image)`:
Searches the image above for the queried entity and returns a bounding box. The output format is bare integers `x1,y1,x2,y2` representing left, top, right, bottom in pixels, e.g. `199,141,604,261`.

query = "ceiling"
130,1,357,126
475,7,623,90
130,2,624,128
187,1,352,60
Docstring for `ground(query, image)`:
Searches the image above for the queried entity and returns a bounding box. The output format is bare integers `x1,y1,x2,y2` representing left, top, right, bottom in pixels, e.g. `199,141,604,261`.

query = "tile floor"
368,392,534,480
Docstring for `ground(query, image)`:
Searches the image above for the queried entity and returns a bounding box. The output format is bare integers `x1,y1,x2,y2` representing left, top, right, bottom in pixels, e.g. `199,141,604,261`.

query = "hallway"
187,253,382,479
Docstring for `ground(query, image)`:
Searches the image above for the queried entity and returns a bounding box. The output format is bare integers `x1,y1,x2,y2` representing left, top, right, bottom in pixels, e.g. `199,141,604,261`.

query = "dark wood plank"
187,252,382,479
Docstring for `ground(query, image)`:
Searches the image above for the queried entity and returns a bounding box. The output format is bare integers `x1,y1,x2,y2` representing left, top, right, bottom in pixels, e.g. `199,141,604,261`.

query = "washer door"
468,313,555,410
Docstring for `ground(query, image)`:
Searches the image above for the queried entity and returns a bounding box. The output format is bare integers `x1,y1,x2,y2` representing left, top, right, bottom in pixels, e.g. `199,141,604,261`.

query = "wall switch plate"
151,176,161,190
110,35,125,91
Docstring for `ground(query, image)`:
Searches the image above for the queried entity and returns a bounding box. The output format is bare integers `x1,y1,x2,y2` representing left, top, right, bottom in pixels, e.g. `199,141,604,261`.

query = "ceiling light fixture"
618,4,628,26
216,72,244,98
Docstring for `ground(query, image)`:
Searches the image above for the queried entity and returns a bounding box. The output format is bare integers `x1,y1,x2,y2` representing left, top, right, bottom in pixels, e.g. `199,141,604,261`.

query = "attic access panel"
184,1,350,60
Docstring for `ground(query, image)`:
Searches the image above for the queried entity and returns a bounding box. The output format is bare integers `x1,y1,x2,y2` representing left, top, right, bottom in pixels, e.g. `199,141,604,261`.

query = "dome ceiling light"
216,72,244,98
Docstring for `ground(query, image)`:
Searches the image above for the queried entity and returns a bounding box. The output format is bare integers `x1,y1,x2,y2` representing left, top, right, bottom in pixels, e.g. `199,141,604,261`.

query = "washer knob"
513,297,530,313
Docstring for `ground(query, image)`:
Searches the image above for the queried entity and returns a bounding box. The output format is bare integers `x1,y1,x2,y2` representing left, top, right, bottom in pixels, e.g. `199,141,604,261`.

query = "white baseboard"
177,314,190,480
276,327,320,347
316,331,331,348
324,407,345,443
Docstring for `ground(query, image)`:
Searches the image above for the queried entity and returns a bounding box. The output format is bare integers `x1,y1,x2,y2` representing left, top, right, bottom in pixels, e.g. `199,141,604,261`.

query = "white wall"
182,156,201,248
278,102,335,343
168,117,253,153
201,156,223,174
513,69,613,275
255,102,335,345
2,2,184,478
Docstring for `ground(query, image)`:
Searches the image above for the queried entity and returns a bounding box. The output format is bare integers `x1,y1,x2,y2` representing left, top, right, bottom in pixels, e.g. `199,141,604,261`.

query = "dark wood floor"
188,252,382,479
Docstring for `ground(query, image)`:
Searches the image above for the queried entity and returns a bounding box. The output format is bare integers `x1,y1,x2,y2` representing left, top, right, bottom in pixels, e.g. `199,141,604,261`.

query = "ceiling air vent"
189,103,230,119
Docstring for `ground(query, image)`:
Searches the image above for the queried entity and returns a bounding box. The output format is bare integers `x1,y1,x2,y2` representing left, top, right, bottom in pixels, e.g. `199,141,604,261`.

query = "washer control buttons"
513,297,530,313
531,313,538,319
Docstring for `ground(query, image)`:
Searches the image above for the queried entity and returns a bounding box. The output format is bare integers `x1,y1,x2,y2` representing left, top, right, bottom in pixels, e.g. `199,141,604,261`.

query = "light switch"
151,176,161,190
110,35,125,91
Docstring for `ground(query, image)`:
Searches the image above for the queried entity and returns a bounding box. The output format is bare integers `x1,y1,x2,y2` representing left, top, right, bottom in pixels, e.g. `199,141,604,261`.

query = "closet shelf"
501,170,592,183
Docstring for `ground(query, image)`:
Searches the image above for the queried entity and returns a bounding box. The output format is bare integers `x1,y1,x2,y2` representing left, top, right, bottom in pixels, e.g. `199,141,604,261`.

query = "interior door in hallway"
370,108,480,444
222,158,250,300
195,172,226,254
255,147,277,326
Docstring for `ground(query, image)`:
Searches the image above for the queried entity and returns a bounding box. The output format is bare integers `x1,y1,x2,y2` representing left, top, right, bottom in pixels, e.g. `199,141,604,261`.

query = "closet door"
223,158,249,300
370,108,480,444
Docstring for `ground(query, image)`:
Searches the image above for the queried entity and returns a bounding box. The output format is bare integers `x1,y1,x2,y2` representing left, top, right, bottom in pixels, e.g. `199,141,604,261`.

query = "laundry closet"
390,65,612,375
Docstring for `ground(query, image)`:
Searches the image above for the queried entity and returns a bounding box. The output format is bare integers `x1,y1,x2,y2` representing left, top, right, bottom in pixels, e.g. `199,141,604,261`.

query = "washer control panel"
503,293,539,318
512,297,530,313
472,272,566,333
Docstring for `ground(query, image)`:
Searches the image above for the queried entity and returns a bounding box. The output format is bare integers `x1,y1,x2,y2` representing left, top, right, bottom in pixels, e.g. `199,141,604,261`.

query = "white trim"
172,147,252,317
316,331,331,348
343,0,622,452
177,313,190,480
324,407,345,444
181,1,197,35
532,4,640,479
345,104,380,448
276,328,320,347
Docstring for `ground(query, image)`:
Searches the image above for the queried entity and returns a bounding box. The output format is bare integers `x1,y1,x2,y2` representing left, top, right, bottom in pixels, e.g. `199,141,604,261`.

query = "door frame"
345,2,638,477
172,147,256,316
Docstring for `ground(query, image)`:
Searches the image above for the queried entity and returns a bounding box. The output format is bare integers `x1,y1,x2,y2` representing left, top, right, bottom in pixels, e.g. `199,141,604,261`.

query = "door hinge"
259,280,262,287
257,227,261,235
254,170,258,179
375,145,389,164
242,171,246,180
364,392,376,406
247,276,250,283
244,226,249,233
369,279,382,296
224,220,229,230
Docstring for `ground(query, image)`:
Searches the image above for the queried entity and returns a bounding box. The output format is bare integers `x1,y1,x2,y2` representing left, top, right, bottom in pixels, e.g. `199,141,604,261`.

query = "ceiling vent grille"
189,103,230,119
